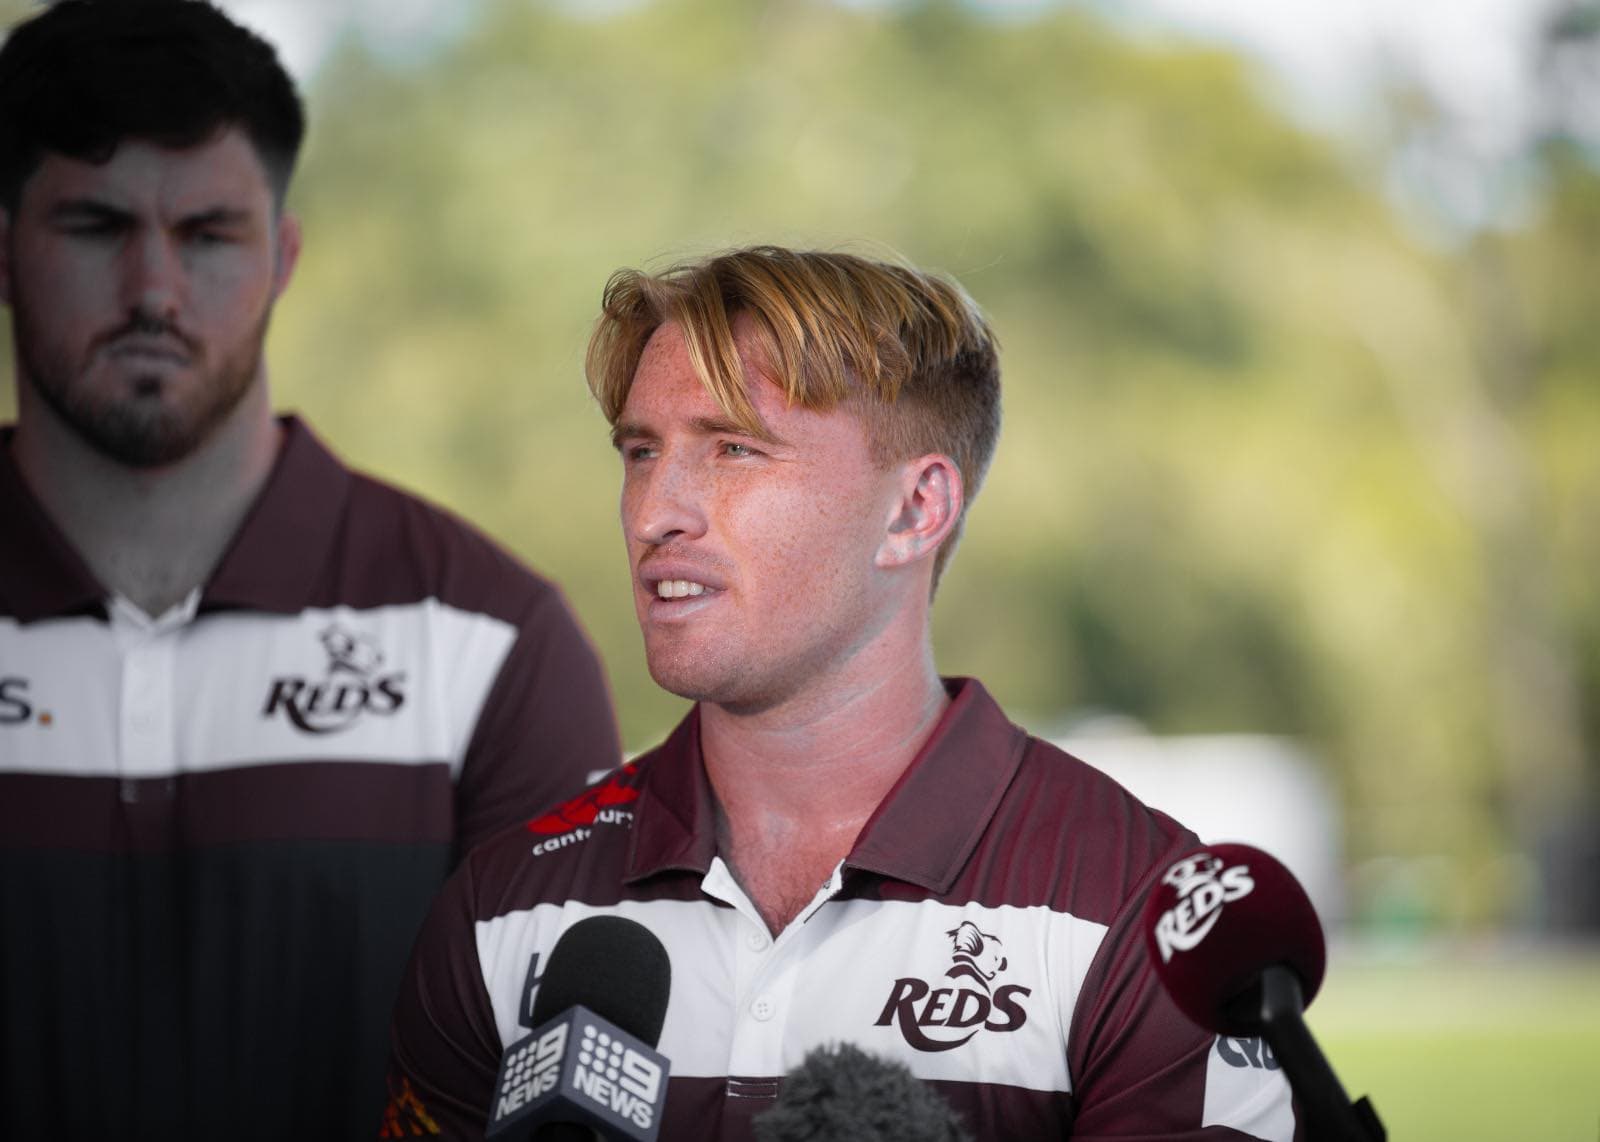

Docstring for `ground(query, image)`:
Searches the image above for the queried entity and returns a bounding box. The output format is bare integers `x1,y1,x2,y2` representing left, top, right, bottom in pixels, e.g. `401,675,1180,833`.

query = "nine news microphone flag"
1141,842,1386,1142
488,915,673,1141
488,1004,669,1141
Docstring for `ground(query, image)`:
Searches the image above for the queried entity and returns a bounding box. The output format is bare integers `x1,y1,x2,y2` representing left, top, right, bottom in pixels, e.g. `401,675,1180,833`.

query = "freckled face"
0,129,296,466
614,321,903,712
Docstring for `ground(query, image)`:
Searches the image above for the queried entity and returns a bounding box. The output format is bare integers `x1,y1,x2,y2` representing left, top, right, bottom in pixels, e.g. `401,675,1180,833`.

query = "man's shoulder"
456,760,656,920
1017,726,1196,831
320,461,566,624
239,417,564,624
971,727,1198,920
354,466,544,571
1015,729,1192,845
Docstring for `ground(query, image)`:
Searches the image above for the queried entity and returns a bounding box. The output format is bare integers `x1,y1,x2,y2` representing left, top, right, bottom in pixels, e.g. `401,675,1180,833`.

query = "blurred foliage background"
2,0,1597,941
4,1,1599,1133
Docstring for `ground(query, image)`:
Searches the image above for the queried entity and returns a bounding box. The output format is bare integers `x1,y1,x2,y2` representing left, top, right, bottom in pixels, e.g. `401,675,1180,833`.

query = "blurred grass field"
1307,942,1600,1140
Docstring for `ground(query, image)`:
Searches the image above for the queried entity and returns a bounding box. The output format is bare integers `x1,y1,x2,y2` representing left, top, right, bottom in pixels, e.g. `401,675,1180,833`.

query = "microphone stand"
1234,965,1386,1142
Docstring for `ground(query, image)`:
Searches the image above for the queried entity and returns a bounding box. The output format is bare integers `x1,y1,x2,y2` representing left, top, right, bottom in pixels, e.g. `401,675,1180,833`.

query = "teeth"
655,579,707,599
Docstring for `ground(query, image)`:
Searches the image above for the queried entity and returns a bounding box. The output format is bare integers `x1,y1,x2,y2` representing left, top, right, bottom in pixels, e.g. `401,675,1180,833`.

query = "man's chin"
33,361,262,469
645,659,722,704
646,656,793,716
78,409,212,468
18,306,269,469
645,651,745,706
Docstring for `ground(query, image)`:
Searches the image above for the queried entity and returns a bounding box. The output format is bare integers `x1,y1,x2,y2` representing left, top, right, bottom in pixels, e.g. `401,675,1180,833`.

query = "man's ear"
877,453,964,570
271,212,302,299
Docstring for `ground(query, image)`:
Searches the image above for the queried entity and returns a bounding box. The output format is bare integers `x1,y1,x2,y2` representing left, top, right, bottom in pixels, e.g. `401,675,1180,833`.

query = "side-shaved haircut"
0,0,305,210
586,245,1001,583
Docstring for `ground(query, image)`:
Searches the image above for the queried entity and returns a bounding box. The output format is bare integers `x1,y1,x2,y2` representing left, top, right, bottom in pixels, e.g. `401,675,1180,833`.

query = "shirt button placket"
115,615,181,821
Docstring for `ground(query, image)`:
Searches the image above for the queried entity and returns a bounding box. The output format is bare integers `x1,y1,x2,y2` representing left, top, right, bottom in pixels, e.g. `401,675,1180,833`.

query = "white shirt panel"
0,599,515,779
473,896,1110,1095
1203,1035,1296,1141
0,615,121,775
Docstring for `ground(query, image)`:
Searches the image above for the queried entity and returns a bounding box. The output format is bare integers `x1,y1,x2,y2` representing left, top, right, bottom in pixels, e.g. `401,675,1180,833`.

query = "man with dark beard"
0,4,620,1138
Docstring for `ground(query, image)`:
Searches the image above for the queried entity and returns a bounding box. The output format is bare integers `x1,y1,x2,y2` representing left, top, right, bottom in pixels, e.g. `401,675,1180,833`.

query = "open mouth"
654,579,709,599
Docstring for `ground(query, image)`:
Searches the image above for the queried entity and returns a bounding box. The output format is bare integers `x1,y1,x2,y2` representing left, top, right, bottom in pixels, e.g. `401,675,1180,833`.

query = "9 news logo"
572,1021,663,1129
489,1007,668,1140
495,1024,569,1117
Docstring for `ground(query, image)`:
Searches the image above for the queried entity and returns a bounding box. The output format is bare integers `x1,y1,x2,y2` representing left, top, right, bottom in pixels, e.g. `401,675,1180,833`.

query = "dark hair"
0,0,304,210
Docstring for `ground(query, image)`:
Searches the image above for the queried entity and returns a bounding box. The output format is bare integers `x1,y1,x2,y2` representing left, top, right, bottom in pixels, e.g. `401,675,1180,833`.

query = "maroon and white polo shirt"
0,417,619,1141
386,679,1300,1140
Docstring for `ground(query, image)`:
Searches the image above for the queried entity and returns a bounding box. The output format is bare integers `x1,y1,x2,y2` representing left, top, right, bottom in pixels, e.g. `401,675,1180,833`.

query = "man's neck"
11,380,282,618
701,638,950,933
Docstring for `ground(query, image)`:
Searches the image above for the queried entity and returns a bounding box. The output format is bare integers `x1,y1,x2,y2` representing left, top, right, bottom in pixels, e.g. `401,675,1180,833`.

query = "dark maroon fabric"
0,427,105,621
0,416,620,1141
0,763,455,852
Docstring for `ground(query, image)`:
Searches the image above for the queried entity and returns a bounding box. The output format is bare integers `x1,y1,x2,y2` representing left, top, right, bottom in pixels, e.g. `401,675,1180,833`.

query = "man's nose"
625,453,709,547
121,231,184,320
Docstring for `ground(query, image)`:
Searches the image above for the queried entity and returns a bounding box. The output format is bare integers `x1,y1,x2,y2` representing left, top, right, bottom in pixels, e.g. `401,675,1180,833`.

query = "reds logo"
1151,852,1256,963
875,922,1032,1052
322,626,384,675
945,921,1007,989
261,623,406,735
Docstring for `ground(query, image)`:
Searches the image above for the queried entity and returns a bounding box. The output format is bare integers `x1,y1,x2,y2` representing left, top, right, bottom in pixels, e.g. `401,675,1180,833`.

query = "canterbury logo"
526,768,640,855
874,922,1032,1052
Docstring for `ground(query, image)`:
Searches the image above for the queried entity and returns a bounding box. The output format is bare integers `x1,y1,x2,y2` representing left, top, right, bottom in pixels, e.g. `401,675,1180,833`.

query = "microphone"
1141,843,1385,1142
487,915,673,1141
752,1042,971,1142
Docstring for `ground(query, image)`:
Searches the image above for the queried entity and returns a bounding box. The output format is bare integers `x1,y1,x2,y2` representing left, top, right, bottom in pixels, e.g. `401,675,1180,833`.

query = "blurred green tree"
3,0,1594,929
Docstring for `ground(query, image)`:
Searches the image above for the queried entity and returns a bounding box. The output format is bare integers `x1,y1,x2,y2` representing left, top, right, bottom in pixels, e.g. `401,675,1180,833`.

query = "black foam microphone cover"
753,1043,971,1142
531,914,673,1047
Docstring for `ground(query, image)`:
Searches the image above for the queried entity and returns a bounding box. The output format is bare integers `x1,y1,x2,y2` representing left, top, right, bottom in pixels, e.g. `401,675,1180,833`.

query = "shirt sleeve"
452,585,621,860
380,856,501,1139
1065,875,1304,1141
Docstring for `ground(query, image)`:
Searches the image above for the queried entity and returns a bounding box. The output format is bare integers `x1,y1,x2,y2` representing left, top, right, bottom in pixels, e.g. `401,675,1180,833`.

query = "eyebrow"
610,420,648,451
690,415,784,445
47,198,255,229
175,206,255,229
609,414,787,451
48,199,136,226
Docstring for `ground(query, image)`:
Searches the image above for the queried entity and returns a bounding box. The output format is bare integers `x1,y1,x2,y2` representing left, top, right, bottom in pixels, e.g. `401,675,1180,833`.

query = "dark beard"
13,299,270,468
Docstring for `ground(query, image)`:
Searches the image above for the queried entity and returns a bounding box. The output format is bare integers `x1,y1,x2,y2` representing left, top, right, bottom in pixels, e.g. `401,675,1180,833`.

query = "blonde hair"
586,246,1001,582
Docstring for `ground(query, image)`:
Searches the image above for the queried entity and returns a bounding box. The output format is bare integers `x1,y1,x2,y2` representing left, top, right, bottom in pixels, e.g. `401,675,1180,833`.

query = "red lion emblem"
526,766,640,835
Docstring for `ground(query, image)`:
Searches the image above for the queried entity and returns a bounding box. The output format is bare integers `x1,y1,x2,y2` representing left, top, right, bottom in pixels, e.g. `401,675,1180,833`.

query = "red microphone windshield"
1141,843,1326,1036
